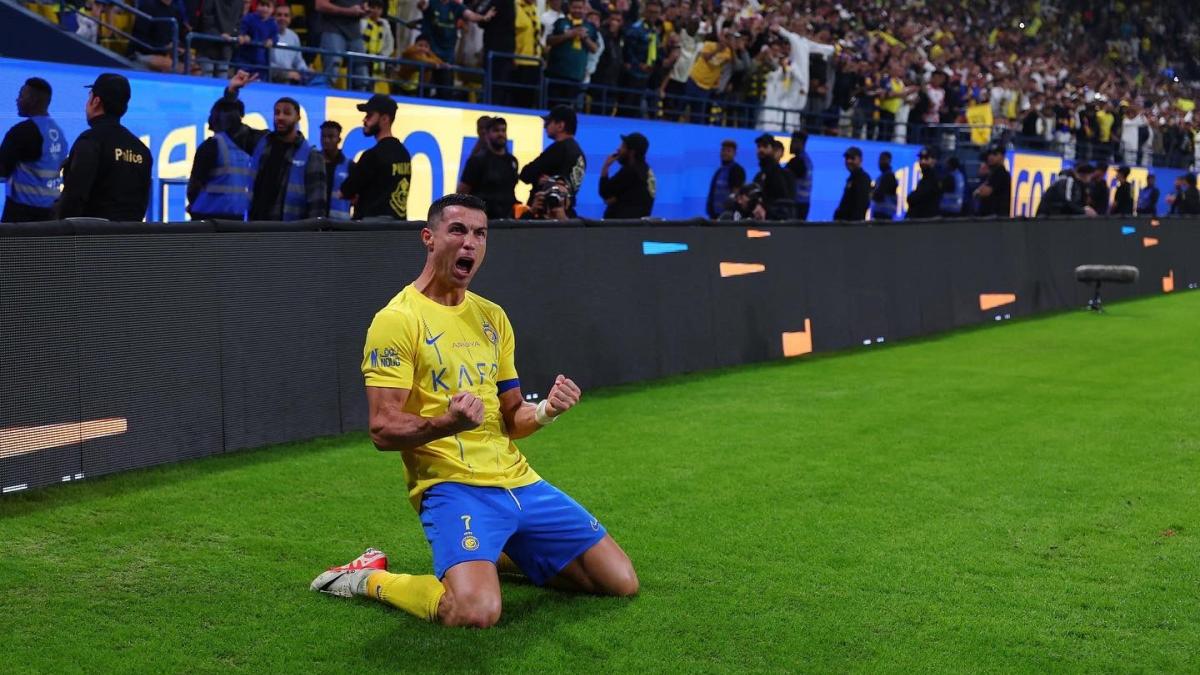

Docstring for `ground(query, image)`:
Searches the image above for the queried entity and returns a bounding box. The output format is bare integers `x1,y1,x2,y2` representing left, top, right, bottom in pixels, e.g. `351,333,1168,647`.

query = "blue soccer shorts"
419,480,607,586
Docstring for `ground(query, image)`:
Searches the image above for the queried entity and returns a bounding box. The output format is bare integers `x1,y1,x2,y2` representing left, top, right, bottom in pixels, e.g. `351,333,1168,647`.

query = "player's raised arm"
367,387,483,451
498,374,582,440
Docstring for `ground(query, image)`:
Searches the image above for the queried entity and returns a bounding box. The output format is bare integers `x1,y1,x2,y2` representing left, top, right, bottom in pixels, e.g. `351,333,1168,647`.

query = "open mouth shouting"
452,255,476,280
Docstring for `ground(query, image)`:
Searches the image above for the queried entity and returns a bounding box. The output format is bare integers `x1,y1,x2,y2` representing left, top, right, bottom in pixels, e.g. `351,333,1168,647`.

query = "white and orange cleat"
309,548,389,598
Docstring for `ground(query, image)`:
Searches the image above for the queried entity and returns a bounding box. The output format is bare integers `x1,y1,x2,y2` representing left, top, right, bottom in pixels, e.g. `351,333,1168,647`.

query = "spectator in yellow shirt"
511,0,542,108
397,34,447,95
684,29,733,124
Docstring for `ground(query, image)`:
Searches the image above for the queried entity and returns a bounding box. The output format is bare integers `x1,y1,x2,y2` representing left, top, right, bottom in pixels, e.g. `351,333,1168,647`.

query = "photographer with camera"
718,183,767,221
517,175,573,220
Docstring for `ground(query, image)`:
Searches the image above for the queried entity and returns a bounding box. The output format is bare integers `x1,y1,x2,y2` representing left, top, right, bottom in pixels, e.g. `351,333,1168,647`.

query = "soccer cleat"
309,548,389,598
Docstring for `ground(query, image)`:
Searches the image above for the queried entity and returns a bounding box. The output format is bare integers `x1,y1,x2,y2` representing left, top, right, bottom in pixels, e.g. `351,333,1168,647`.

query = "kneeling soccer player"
310,194,638,627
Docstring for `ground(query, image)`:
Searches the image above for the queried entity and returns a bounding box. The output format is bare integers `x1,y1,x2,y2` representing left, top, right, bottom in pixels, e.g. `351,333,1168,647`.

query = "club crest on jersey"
461,535,479,551
482,321,499,345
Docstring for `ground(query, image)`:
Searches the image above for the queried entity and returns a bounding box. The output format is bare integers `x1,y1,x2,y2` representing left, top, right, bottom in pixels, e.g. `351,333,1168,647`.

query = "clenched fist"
543,375,582,417
445,391,484,433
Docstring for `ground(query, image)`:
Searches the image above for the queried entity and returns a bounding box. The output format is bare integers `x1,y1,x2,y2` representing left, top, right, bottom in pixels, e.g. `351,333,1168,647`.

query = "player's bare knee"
609,567,639,598
448,592,502,628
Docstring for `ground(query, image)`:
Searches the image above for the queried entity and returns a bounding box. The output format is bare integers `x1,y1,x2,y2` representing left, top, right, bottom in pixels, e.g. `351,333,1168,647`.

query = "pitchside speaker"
1075,265,1139,313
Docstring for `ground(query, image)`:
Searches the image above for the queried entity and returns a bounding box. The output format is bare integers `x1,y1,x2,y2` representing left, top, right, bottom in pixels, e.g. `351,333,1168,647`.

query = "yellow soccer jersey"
363,285,540,510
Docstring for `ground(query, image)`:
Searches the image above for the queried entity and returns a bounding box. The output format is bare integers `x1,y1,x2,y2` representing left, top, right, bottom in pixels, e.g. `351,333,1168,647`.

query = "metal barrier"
184,32,485,101
483,51,544,107
159,176,188,222
57,0,180,71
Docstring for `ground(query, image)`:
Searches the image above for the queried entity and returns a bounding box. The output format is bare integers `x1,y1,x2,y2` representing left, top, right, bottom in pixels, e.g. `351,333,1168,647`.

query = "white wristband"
535,399,557,426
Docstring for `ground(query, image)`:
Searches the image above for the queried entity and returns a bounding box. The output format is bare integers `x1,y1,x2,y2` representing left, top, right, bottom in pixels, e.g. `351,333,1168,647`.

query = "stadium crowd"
51,0,1200,168
8,70,1200,225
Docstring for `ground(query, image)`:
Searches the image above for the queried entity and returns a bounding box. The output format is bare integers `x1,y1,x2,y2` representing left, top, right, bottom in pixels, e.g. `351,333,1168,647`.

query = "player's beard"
363,122,379,137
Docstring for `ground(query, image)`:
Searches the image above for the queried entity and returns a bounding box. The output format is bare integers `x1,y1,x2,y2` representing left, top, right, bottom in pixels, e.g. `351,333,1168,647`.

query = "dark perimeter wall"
1,217,1196,493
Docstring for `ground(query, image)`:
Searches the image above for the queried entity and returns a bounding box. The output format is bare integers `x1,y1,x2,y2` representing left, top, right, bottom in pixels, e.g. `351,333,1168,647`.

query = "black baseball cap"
621,132,649,154
542,104,577,127
754,132,774,147
84,72,131,117
356,93,397,117
843,146,862,158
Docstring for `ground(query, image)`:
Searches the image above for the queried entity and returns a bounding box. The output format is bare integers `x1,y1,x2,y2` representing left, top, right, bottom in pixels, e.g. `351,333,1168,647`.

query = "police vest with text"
190,132,253,218
328,155,352,219
8,115,65,209
251,135,312,221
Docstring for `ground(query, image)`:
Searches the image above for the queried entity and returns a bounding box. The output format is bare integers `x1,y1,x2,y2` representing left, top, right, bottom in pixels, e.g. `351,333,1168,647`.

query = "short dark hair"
721,139,737,149
320,120,342,132
487,116,507,130
366,0,384,8
24,77,52,104
427,193,487,227
210,98,244,118
880,151,892,160
276,96,301,114
771,139,784,152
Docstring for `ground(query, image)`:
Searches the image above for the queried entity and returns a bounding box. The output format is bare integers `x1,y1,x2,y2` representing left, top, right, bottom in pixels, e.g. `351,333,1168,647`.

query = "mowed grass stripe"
1,292,1197,673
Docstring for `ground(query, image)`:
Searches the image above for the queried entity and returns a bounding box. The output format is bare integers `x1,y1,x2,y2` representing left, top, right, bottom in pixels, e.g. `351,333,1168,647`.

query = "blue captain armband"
497,378,520,394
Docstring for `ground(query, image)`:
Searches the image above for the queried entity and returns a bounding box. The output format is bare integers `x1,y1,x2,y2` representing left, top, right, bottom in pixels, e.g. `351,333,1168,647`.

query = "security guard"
187,98,253,220
58,73,152,220
906,147,942,219
785,131,813,221
0,77,67,222
752,133,795,221
870,151,898,221
598,132,655,218
1136,173,1160,216
320,120,353,220
940,157,967,217
833,146,871,221
339,94,410,220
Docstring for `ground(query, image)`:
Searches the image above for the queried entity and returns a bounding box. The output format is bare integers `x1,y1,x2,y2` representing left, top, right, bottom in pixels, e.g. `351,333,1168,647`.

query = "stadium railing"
185,32,486,102
56,0,180,71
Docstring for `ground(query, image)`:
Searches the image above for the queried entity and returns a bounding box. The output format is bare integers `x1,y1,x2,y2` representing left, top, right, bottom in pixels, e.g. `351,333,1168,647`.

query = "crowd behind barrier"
2,58,1198,227
14,0,1200,170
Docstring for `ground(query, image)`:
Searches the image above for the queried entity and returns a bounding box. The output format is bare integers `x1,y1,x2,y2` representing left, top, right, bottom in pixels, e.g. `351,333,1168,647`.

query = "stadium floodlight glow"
1074,265,1139,313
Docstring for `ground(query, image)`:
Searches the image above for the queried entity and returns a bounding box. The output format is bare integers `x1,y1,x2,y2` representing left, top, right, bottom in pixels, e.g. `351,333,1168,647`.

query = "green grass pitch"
2,292,1198,673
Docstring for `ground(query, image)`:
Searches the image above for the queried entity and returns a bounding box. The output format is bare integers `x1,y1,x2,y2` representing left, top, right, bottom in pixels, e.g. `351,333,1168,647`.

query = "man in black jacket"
973,145,1011,217
57,73,152,221
870,151,898,221
598,132,654,218
1167,173,1200,215
1089,161,1111,215
222,70,327,221
752,134,794,221
906,147,942,219
833,145,870,221
519,105,585,216
1037,164,1097,217
1111,166,1134,216
459,117,519,219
